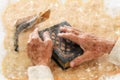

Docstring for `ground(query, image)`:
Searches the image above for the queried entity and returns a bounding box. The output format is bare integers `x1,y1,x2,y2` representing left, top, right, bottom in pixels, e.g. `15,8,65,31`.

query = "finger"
64,25,79,32
59,26,68,32
43,31,53,58
60,26,79,35
28,33,32,43
27,32,36,47
43,31,51,41
28,28,38,43
69,27,81,32
70,51,94,67
30,28,42,43
31,28,42,41
31,28,39,38
58,33,80,44
43,31,53,46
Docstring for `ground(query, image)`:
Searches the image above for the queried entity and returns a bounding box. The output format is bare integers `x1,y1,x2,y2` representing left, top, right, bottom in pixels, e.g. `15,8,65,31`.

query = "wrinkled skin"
27,28,53,66
58,26,115,67
27,27,115,68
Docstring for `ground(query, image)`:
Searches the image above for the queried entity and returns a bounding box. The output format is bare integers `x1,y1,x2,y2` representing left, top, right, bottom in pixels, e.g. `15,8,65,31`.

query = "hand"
27,28,53,66
58,26,115,67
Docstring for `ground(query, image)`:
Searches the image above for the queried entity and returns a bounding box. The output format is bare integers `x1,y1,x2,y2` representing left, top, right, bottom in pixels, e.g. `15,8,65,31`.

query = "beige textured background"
0,0,120,80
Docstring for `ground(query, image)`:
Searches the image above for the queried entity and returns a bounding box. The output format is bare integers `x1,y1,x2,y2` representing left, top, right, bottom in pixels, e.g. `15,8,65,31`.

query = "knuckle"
47,39,53,45
32,37,40,41
27,42,31,47
47,38,52,42
32,37,37,40
46,41,53,47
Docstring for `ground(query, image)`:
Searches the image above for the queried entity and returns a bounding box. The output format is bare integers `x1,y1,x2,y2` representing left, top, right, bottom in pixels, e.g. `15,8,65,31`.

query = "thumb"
70,51,94,67
43,31,53,47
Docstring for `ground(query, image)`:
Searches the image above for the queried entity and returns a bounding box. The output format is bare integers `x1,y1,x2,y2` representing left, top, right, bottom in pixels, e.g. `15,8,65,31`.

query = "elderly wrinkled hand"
27,28,53,66
58,26,115,67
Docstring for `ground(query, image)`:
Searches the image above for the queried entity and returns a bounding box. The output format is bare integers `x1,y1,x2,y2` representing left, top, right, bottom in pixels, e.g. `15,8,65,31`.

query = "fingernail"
58,33,61,36
60,26,65,30
44,31,49,35
27,40,30,43
32,35,36,39
58,33,62,36
34,28,38,32
70,62,74,68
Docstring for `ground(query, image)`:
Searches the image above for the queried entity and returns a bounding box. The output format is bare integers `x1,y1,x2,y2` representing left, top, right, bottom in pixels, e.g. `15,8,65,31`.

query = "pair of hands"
27,27,115,67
